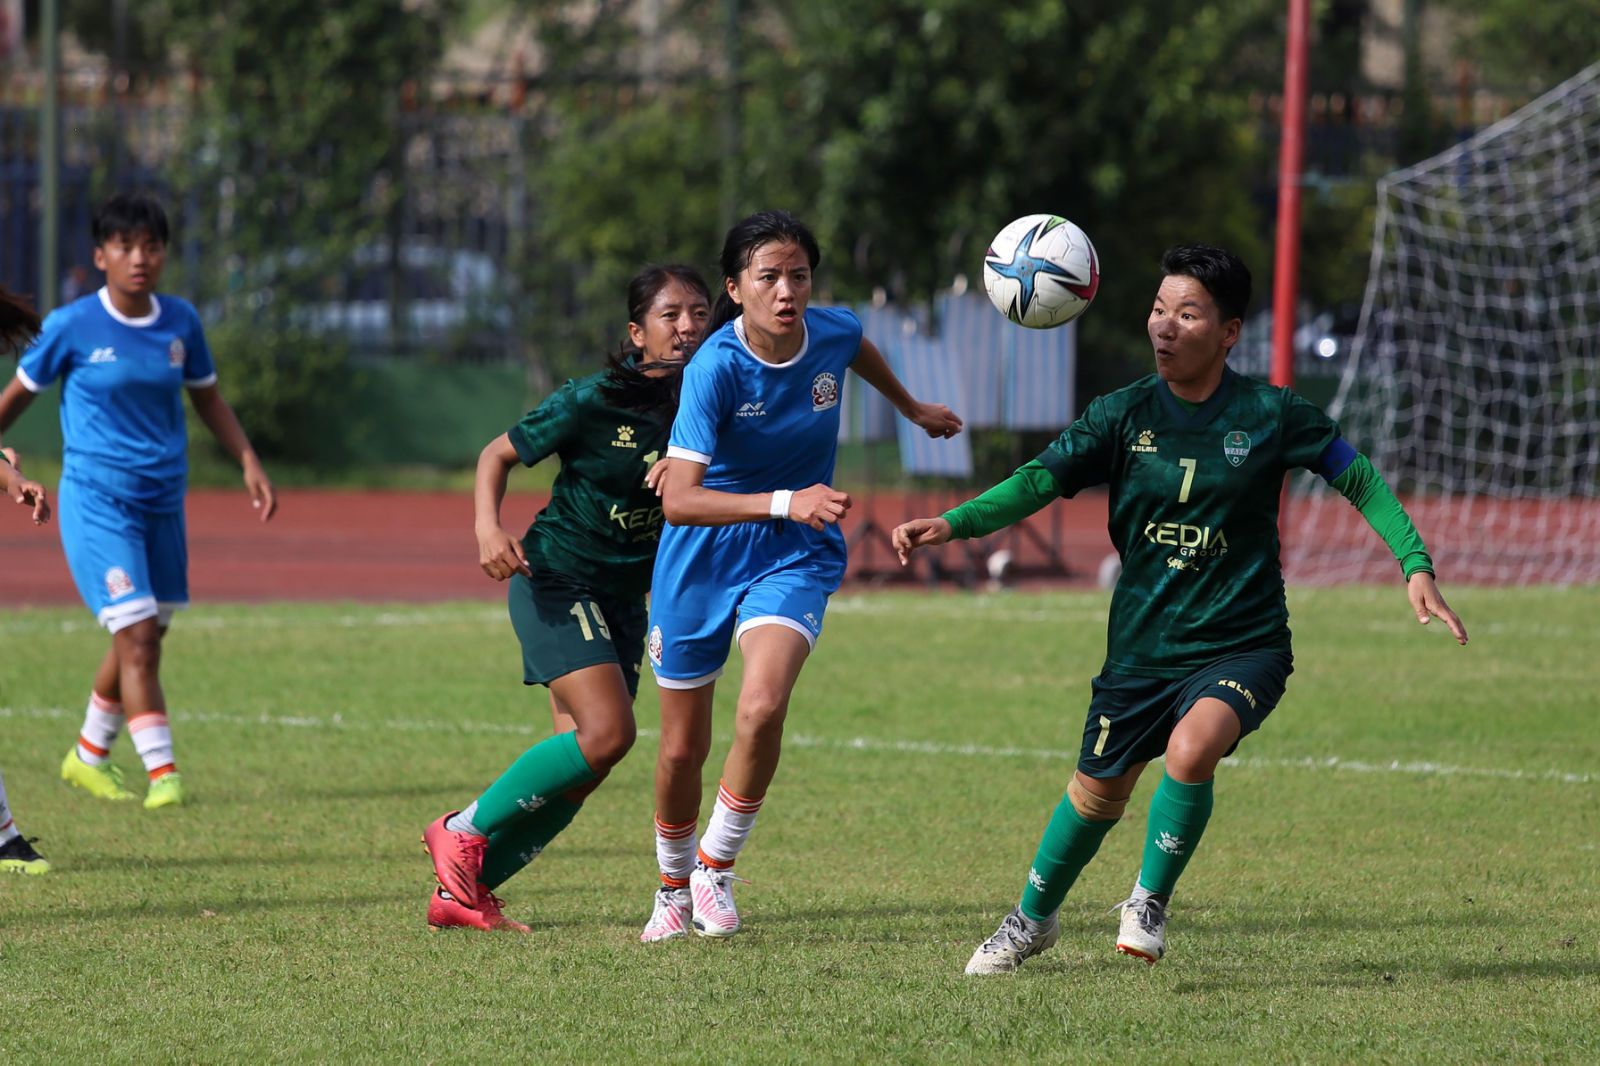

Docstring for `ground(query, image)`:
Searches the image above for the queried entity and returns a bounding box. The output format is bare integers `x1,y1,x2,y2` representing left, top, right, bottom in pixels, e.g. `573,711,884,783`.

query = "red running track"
0,488,1116,607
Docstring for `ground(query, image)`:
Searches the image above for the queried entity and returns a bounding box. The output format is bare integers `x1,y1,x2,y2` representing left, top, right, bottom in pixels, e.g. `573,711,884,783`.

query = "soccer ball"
982,214,1100,329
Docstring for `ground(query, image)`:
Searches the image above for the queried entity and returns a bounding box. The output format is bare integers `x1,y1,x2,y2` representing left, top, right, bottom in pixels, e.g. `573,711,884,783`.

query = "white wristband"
769,489,794,520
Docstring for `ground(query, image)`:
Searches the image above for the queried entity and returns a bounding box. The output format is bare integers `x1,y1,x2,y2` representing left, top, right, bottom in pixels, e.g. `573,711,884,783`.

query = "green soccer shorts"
1076,647,1294,778
508,569,648,698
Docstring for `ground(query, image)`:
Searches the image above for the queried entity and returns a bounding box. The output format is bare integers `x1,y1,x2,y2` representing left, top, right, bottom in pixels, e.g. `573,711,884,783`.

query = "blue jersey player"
0,194,278,810
639,210,963,942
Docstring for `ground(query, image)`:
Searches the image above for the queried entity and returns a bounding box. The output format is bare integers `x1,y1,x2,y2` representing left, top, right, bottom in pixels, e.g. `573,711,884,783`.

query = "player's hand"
646,456,671,495
909,402,963,439
8,474,49,524
1407,571,1467,645
1,445,19,469
891,516,952,566
788,484,852,531
243,457,278,522
478,524,532,581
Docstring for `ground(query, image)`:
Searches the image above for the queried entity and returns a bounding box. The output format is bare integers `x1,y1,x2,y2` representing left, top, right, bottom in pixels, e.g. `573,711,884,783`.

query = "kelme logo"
1223,430,1251,467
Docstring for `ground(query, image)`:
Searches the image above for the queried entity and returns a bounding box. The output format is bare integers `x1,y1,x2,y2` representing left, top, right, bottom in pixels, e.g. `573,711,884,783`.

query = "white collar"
98,286,162,328
733,313,810,369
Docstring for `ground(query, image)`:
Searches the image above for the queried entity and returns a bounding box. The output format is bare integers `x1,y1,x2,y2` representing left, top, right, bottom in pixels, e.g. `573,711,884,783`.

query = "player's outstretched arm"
473,433,532,581
1406,571,1468,645
660,456,849,531
851,338,963,438
188,384,276,521
891,517,952,566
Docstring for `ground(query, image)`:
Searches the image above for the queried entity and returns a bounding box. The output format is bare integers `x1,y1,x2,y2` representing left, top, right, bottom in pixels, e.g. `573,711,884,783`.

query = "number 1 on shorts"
1093,714,1112,756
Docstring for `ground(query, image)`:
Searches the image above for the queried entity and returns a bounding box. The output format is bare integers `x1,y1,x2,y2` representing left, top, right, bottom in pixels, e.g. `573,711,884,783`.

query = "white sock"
129,711,176,779
654,814,698,887
77,691,124,766
696,781,764,869
445,802,485,836
0,770,18,845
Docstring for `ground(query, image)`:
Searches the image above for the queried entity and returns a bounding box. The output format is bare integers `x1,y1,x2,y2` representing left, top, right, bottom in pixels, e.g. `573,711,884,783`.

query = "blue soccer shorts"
648,523,845,689
57,476,188,633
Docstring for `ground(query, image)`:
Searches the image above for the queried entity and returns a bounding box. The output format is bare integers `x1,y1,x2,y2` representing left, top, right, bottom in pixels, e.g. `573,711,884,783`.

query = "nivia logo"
89,347,117,363
736,401,766,418
516,795,548,813
1156,831,1186,855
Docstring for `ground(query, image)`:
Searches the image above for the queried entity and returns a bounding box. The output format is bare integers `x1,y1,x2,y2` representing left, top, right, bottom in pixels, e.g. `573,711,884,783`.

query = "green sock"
479,796,584,890
1137,772,1215,897
471,732,595,838
1018,794,1119,922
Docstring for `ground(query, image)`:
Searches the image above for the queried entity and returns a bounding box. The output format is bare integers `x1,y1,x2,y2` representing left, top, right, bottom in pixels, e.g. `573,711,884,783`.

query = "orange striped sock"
697,781,764,868
654,815,697,887
128,711,176,780
77,691,124,766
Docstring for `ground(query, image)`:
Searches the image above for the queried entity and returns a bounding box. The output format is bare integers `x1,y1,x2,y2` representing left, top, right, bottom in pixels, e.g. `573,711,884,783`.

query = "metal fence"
1,101,528,363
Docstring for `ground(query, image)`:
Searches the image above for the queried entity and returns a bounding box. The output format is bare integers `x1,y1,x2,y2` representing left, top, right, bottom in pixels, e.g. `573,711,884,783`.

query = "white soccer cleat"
964,907,1060,975
640,886,692,943
1113,890,1169,964
689,864,743,937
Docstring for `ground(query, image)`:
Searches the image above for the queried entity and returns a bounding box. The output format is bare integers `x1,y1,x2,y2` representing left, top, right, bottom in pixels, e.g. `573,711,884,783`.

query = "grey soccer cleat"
1113,890,1169,964
964,907,1060,975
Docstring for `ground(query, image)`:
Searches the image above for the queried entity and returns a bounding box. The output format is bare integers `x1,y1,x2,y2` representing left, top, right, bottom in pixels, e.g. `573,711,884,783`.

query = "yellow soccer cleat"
143,771,185,810
60,748,136,801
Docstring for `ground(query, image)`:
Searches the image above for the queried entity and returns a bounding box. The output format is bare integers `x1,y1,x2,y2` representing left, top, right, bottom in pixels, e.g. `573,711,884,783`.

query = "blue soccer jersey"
649,306,861,685
17,288,217,511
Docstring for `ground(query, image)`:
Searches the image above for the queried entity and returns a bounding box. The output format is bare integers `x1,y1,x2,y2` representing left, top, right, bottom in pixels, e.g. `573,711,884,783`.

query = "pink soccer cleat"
421,812,486,909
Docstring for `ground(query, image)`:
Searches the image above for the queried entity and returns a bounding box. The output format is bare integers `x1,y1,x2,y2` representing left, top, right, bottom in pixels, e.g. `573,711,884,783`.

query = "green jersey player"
892,244,1468,974
421,264,712,932
0,285,52,875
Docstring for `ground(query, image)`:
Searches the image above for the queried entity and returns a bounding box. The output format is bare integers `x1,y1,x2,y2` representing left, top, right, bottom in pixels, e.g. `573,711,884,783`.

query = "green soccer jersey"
507,364,673,600
1036,367,1340,678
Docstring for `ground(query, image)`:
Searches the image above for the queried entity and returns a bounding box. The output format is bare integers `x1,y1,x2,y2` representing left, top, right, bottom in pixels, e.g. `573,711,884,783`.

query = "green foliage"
156,0,459,463
1440,0,1600,94
2,587,1597,1059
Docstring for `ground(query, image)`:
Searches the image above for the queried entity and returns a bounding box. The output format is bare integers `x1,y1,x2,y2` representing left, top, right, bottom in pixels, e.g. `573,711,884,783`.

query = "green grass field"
1,586,1596,1062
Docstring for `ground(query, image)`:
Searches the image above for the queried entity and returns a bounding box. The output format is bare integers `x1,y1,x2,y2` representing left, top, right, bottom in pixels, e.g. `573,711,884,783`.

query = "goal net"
1287,61,1600,586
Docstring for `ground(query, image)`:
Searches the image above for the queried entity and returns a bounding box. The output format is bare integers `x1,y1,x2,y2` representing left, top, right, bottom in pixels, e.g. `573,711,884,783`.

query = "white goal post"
1287,61,1600,586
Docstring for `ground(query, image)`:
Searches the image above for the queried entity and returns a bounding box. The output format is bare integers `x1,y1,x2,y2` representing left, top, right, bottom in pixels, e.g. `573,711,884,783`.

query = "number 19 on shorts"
569,601,612,642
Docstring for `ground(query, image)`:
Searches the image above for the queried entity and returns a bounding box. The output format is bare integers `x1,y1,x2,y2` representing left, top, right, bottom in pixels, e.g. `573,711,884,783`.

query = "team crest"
168,338,185,368
810,371,839,412
104,567,135,598
647,624,664,666
1223,430,1251,467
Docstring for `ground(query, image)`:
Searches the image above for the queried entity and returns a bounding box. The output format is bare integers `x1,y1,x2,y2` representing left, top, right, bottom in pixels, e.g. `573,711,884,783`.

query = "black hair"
709,209,822,331
598,263,712,416
91,192,170,246
1159,244,1252,323
0,285,42,356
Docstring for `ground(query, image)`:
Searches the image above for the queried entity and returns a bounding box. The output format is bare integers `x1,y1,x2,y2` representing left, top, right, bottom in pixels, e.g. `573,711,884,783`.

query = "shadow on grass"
3,890,414,928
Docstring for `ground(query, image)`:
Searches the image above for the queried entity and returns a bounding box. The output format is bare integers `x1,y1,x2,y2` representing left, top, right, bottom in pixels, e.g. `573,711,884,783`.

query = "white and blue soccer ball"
982,214,1100,329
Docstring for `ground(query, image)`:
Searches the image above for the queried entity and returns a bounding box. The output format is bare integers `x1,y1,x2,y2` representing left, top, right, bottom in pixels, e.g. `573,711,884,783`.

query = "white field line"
1,705,1591,786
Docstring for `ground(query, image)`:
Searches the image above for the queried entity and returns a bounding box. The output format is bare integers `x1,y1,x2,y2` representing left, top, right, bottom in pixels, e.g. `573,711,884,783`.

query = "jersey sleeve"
1281,389,1342,470
14,308,74,392
1034,397,1115,497
666,355,728,465
181,303,219,388
507,381,580,467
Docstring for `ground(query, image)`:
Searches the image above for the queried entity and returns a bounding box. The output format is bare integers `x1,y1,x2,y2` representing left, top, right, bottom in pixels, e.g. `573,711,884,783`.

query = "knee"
1164,734,1223,782
657,731,709,777
116,629,162,674
579,716,637,771
734,687,788,741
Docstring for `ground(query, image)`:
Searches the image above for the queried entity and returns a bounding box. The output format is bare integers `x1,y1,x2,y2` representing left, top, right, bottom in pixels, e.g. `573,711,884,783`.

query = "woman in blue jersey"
0,285,53,874
640,210,963,942
0,194,277,811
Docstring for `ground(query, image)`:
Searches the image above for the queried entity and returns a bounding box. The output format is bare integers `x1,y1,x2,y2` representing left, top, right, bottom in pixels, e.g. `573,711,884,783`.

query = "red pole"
1273,0,1310,542
1272,0,1309,391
